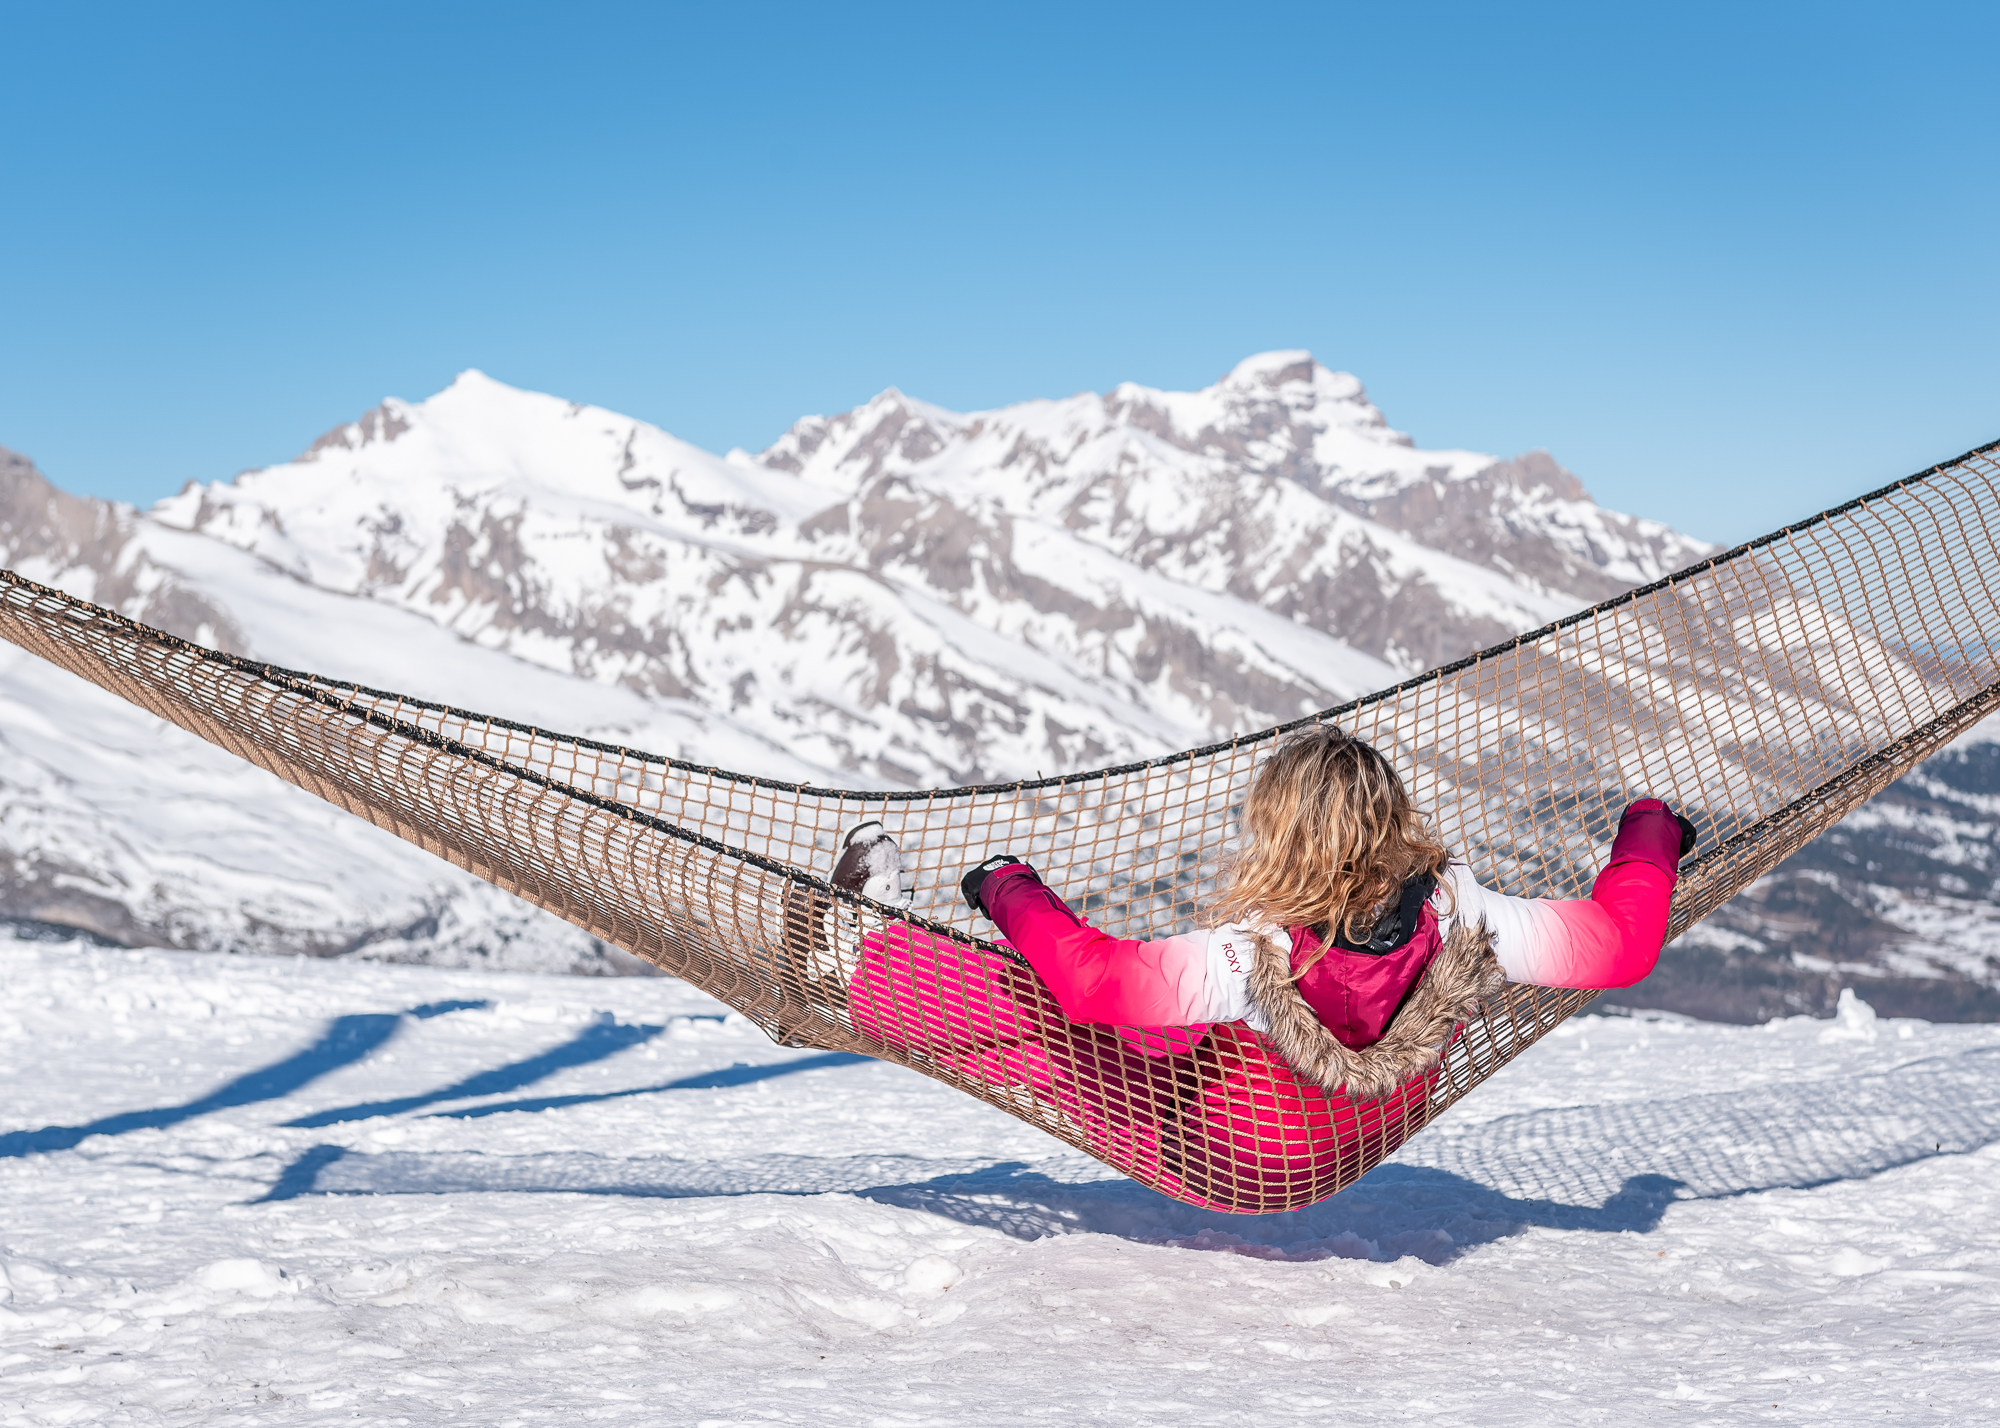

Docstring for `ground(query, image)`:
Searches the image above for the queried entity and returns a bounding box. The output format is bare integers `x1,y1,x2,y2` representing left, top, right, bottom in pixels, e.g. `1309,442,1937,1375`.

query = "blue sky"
1,1,1994,544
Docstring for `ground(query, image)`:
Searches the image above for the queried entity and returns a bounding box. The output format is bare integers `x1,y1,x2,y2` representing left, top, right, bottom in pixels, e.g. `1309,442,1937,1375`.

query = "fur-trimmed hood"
1247,919,1504,1102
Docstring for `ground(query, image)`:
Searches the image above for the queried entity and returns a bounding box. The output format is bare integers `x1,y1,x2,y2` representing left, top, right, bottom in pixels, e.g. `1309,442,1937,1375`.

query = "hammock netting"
4,440,1998,1211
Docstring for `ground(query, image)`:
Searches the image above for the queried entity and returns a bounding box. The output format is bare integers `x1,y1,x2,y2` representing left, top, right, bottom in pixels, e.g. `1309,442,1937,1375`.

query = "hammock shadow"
255,1043,2000,1263
246,1142,1685,1260
1393,1044,2000,1209
848,1161,1691,1260
284,1017,667,1128
0,999,488,1159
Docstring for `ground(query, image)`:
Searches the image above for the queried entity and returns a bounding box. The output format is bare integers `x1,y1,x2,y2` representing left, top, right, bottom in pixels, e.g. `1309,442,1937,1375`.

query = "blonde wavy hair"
1211,725,1451,969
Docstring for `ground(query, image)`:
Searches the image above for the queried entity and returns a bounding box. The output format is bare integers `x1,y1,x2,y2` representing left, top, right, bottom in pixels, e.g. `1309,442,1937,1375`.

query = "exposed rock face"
0,446,250,653
1333,450,1692,603
2,357,1995,1020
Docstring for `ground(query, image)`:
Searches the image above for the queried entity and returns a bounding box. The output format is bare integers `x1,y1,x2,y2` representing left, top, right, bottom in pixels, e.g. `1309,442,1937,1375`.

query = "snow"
5,932,1997,1424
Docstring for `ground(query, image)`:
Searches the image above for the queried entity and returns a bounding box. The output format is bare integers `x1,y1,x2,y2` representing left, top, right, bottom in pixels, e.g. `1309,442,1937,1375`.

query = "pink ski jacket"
980,799,1685,1046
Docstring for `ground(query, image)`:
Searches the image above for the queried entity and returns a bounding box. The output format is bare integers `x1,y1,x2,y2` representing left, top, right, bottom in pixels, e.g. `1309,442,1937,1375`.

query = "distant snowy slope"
0,643,621,968
0,447,829,966
1639,714,2000,1023
3,354,1717,972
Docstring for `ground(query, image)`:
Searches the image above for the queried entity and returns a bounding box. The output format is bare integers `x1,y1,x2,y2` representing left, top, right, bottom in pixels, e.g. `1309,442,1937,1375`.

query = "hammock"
3,440,1998,1212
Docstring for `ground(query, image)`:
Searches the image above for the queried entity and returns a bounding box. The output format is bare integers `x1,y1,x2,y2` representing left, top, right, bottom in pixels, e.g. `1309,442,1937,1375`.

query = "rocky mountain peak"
297,398,416,464
1487,449,1592,504
0,445,101,570
1099,351,1406,463
757,386,971,489
1213,350,1388,432
1220,348,1322,389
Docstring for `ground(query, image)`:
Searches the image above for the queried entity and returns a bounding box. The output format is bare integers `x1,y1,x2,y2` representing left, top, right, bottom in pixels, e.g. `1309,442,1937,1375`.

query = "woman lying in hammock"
786,726,1693,1212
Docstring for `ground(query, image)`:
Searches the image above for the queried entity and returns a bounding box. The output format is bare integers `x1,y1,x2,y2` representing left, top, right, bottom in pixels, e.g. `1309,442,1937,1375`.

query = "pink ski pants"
844,922,1437,1213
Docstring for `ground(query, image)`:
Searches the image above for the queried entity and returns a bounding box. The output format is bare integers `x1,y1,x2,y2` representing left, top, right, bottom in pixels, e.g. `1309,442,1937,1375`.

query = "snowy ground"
2,934,1997,1426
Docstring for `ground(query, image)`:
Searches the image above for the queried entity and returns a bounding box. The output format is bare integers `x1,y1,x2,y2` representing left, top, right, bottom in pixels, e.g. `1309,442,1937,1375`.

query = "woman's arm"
966,796,1689,1012
969,861,1255,1025
1442,799,1688,989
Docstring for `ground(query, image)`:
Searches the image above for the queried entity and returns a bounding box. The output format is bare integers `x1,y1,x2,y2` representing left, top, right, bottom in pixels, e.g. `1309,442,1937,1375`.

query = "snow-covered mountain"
8,351,1993,1020
131,353,1707,782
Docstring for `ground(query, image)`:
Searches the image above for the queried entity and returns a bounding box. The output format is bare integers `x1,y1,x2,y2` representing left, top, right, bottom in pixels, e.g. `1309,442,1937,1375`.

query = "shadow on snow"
256,1045,2000,1263
423,1053,872,1119
0,1000,489,1158
285,1018,670,1128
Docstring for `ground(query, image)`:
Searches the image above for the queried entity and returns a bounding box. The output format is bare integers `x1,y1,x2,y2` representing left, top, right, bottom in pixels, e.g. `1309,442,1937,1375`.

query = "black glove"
1676,813,1698,858
960,854,1027,918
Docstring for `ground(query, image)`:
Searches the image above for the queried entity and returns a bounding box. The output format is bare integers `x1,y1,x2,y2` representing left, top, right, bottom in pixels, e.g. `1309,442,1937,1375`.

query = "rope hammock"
4,439,1998,1212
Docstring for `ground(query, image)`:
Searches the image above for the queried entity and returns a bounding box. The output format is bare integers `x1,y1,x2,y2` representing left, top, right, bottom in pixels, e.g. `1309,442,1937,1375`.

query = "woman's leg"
799,825,1210,1196
844,922,1196,1184
845,922,1056,1051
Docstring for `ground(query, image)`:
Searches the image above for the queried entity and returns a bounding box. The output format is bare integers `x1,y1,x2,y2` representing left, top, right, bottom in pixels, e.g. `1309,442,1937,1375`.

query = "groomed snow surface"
3,936,1996,1426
